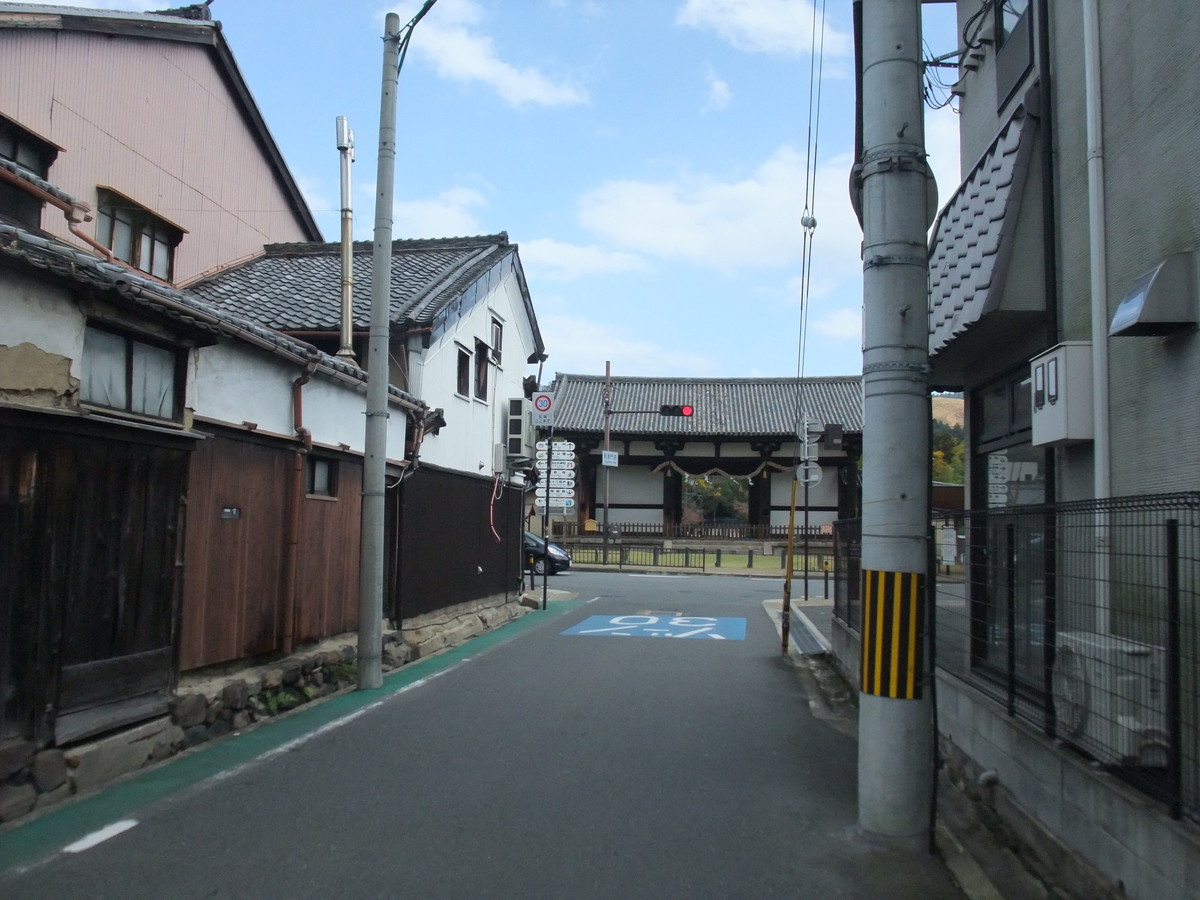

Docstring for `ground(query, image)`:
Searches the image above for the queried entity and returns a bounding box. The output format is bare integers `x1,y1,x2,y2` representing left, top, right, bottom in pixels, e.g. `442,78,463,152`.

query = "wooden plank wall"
0,416,186,742
180,432,364,670
180,434,290,669
393,467,523,622
293,461,362,644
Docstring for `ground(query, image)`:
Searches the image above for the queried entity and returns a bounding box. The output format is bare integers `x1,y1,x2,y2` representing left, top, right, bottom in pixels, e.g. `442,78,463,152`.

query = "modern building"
838,2,1200,896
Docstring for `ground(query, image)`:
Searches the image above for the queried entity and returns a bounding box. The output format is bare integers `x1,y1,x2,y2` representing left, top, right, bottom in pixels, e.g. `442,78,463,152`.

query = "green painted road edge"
0,600,584,873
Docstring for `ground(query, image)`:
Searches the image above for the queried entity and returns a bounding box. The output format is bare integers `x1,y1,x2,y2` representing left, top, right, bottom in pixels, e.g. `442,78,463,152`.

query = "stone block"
339,645,356,662
261,668,283,690
382,642,414,668
231,710,252,731
67,717,179,794
320,650,342,668
172,692,207,729
208,718,232,739
205,697,222,725
31,749,67,793
0,740,35,781
281,665,302,687
0,783,38,822
182,724,209,748
221,680,251,710
34,781,73,810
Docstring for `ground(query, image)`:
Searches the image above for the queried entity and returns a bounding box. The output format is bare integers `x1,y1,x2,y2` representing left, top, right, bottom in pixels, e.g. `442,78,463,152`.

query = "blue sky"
26,0,962,380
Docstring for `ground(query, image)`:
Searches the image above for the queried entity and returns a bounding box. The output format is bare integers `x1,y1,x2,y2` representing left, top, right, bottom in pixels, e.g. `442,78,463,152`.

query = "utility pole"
359,3,437,690
857,0,934,847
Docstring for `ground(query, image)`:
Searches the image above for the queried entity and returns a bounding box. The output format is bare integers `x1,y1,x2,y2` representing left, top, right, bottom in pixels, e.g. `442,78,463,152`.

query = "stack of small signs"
534,440,575,509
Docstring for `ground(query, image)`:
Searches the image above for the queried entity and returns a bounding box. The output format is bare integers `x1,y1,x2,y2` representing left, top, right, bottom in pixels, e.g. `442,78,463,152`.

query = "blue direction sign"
562,615,746,640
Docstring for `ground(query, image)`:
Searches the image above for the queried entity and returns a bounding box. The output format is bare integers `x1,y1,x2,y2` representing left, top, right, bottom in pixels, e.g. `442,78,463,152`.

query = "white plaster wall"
608,466,662,504
189,343,294,437
417,265,535,476
0,270,86,369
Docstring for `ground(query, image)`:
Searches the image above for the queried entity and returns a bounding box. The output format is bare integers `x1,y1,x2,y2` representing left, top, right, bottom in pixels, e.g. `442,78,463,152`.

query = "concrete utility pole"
857,0,934,847
358,12,403,690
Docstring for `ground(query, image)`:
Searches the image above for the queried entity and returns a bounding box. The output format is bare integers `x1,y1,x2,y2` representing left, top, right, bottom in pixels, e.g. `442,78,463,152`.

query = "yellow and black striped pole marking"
860,569,925,699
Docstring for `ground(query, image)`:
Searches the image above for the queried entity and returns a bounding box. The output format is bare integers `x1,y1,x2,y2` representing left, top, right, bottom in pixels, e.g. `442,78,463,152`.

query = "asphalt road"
0,571,961,899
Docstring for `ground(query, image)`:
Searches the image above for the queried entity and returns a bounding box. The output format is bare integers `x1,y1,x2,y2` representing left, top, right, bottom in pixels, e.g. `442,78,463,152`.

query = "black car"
524,531,572,575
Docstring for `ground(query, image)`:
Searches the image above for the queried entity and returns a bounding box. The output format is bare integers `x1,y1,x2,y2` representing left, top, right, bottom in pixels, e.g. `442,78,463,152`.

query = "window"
474,339,489,400
307,458,338,497
993,0,1032,108
972,369,1043,509
995,0,1030,47
456,346,471,397
0,116,57,228
96,189,182,281
490,317,503,366
81,325,180,420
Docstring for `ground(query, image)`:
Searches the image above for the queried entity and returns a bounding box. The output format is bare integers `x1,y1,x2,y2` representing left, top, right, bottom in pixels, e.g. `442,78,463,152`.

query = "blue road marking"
562,615,746,640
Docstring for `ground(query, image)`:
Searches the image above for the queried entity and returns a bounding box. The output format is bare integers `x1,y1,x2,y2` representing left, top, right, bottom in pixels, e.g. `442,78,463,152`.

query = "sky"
19,0,963,381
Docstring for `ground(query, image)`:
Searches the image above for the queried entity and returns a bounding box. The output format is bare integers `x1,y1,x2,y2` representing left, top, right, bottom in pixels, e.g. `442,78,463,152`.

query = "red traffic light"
660,404,694,417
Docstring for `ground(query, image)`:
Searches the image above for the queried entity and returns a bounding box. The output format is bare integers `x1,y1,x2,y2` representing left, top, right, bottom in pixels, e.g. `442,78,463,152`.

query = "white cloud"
811,307,862,340
577,145,811,270
520,238,648,282
367,186,486,239
675,0,852,58
539,313,718,377
702,66,732,112
400,0,588,108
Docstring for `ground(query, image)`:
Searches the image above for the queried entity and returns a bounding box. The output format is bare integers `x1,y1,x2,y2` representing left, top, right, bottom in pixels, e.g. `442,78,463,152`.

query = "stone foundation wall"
0,595,531,827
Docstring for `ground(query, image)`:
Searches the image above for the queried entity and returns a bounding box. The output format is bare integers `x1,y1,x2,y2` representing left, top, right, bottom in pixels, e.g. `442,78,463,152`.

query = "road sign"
534,496,574,508
536,440,574,451
534,459,574,470
797,461,822,487
532,392,554,427
561,615,746,640
601,450,618,467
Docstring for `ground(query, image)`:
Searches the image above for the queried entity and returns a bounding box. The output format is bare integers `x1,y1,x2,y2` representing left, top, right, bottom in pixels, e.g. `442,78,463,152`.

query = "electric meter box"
1030,342,1093,446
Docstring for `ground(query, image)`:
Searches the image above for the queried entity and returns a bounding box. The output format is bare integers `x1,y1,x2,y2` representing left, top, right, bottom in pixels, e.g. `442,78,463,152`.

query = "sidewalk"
768,597,1062,900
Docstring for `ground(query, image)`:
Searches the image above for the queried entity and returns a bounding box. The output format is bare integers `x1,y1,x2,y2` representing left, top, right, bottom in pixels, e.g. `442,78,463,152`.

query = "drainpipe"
1082,0,1112,632
335,116,356,361
282,353,319,655
1082,0,1110,501
0,166,113,261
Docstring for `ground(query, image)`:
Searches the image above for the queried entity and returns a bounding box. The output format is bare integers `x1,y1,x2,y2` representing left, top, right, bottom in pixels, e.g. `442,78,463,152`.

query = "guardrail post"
747,548,753,568
716,548,722,568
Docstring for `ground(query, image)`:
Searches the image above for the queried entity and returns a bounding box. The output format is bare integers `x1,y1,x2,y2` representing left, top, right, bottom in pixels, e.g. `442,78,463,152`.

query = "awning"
927,106,1038,357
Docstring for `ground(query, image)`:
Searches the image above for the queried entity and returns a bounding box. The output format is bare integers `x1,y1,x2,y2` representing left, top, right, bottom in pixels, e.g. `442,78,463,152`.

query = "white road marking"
63,820,138,853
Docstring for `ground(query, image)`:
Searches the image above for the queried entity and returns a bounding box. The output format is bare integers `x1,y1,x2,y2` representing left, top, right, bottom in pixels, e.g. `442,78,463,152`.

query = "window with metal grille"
96,188,182,281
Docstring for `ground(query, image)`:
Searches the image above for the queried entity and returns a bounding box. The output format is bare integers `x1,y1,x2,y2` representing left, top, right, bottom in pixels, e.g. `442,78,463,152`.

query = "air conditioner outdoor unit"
1052,630,1168,766
506,398,528,457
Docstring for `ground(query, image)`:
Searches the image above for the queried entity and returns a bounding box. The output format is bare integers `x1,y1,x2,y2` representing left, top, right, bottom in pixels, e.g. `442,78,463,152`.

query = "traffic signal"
660,404,694,417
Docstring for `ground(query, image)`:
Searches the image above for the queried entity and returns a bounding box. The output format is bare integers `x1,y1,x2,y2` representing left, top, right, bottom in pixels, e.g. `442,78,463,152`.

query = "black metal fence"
833,492,1200,823
561,541,834,574
552,520,830,541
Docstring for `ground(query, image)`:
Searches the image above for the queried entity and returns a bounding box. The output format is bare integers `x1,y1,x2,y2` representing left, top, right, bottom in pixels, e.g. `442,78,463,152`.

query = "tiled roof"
547,373,863,437
0,220,422,408
188,234,532,338
927,107,1036,356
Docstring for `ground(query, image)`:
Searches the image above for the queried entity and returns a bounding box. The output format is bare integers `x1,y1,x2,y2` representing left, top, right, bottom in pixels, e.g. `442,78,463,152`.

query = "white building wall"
0,270,85,365
417,264,535,477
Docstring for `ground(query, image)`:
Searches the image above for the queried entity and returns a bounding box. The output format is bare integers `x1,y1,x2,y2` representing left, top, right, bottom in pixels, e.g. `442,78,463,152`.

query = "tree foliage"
932,420,965,484
682,475,749,523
